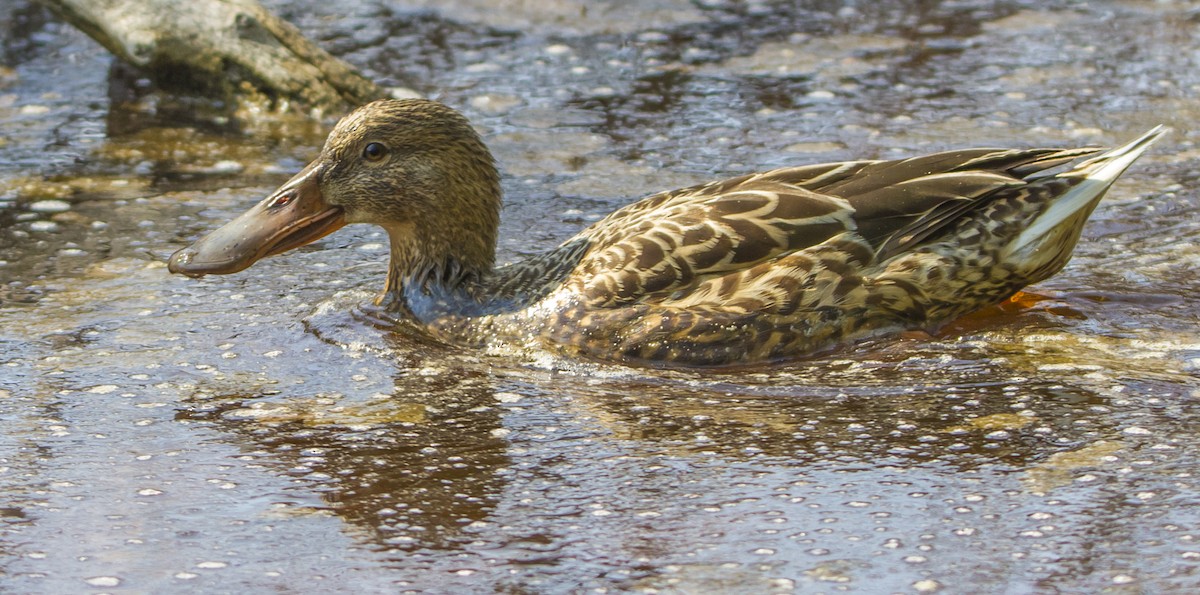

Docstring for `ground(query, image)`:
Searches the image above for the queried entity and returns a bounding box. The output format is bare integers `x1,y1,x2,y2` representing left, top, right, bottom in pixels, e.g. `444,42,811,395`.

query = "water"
2,0,1198,592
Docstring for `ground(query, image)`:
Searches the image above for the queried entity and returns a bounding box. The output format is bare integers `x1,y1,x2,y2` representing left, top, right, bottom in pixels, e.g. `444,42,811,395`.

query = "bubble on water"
388,87,422,100
494,392,522,403
913,579,941,592
29,199,70,213
84,576,121,587
209,160,243,174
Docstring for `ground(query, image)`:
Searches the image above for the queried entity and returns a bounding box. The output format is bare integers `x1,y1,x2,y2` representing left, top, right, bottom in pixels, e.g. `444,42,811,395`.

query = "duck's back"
563,146,1097,309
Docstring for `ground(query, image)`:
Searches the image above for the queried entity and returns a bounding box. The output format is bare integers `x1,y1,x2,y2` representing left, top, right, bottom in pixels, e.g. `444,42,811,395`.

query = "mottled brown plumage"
168,99,1164,366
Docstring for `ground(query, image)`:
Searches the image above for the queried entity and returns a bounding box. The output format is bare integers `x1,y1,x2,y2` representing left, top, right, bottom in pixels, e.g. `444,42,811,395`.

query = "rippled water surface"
2,0,1199,592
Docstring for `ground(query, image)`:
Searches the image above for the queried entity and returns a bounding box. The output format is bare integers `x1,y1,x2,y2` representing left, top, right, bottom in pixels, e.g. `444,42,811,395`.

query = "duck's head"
168,99,502,286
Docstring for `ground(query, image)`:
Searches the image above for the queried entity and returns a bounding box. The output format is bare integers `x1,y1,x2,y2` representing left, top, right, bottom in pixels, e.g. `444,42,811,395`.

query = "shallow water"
2,0,1199,592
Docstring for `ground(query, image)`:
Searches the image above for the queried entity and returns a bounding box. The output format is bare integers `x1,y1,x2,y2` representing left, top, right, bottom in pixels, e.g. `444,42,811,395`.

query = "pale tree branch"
36,0,386,116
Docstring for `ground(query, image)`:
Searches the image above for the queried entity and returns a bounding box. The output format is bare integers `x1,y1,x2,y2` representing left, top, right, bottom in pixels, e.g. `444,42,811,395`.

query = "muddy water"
2,0,1199,592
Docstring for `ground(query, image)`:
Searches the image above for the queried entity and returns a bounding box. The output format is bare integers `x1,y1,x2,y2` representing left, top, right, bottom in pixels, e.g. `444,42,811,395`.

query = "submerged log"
36,0,386,115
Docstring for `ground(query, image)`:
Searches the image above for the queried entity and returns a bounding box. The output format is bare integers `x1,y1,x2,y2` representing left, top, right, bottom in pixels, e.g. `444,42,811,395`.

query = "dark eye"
363,142,387,162
269,190,295,208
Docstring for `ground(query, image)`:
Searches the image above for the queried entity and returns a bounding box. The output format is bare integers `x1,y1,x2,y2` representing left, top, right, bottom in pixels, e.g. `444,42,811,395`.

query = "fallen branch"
37,0,386,116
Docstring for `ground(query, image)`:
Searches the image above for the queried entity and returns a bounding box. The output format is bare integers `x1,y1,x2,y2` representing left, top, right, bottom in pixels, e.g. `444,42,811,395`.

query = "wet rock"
706,35,909,80
982,9,1080,33
507,107,605,129
396,0,706,34
783,141,845,153
554,157,708,199
469,94,522,116
1022,440,1124,493
488,129,609,176
176,160,245,175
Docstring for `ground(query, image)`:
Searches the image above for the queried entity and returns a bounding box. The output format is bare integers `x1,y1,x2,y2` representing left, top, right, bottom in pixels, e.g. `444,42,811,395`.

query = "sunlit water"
2,0,1198,592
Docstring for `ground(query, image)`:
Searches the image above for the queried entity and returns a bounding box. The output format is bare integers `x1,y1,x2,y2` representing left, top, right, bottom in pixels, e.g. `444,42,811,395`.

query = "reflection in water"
177,370,510,552
173,300,1167,570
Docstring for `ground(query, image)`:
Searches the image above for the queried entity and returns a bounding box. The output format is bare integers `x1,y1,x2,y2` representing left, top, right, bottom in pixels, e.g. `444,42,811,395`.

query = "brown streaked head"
168,99,502,281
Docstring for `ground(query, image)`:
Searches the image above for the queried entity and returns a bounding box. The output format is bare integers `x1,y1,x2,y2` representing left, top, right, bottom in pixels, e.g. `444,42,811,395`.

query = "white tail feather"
1004,126,1167,257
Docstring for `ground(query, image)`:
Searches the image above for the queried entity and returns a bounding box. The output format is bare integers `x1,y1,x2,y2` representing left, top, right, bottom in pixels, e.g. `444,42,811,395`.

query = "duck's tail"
1003,126,1167,264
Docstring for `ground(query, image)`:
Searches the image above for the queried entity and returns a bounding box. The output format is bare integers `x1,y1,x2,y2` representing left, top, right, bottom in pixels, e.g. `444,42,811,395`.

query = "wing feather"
553,145,1105,310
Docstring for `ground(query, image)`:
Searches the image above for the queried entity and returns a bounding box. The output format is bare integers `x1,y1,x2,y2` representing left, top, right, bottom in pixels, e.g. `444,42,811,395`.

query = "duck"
167,99,1164,366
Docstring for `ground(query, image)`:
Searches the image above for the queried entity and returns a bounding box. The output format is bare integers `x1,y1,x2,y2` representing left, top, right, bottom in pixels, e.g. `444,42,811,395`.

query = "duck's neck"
377,222,496,316
371,117,504,315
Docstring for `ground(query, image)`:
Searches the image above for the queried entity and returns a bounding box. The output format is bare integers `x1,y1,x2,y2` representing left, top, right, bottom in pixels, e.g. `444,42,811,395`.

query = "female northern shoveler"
168,99,1163,366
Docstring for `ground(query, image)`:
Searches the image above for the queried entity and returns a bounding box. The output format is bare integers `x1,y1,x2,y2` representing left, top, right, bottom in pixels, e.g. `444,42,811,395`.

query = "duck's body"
168,99,1163,366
